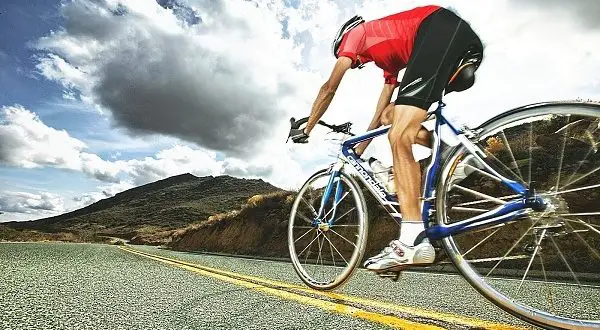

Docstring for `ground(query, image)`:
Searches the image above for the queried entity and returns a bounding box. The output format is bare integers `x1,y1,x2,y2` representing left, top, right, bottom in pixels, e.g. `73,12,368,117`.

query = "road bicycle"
286,99,600,329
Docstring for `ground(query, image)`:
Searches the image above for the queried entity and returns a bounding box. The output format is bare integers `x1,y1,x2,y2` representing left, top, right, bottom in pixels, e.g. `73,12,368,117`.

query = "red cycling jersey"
337,5,441,85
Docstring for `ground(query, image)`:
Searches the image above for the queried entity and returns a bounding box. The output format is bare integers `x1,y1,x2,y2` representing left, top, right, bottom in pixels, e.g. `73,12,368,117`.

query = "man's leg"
363,104,436,271
388,104,428,222
356,103,431,157
381,103,431,146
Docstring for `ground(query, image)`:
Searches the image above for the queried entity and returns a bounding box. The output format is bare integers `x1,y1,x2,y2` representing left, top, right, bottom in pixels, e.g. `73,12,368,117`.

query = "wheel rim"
437,105,600,327
288,170,366,290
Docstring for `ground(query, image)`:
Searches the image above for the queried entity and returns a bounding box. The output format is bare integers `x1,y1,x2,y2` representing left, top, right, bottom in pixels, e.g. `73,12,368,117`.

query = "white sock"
399,221,425,246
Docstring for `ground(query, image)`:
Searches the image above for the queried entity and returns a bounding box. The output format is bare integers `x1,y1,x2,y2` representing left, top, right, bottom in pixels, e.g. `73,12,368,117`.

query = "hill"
169,188,400,262
1,174,282,242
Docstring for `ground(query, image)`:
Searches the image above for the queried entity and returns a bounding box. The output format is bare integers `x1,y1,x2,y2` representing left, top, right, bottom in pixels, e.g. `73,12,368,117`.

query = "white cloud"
0,105,121,182
0,191,64,217
35,0,312,155
118,145,223,186
71,181,135,209
0,104,280,196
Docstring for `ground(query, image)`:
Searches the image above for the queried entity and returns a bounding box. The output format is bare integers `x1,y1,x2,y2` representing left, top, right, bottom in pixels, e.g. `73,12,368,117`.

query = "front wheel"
288,168,368,290
435,102,600,329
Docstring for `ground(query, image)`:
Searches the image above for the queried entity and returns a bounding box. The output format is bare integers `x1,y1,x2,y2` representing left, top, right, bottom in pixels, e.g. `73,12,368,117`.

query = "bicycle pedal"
377,271,402,282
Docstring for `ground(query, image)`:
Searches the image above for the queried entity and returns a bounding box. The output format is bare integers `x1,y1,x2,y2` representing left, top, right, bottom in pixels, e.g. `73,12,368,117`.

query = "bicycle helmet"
332,15,365,59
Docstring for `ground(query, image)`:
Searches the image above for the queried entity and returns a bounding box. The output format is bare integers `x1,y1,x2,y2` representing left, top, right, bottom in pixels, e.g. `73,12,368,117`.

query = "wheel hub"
318,222,330,232
541,195,569,214
530,195,571,236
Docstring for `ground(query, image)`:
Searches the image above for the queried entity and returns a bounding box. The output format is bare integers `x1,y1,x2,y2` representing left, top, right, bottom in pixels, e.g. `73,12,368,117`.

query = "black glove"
289,128,309,143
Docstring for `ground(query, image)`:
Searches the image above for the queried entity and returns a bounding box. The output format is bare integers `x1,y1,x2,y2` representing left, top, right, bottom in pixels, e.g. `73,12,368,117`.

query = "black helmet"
332,15,365,58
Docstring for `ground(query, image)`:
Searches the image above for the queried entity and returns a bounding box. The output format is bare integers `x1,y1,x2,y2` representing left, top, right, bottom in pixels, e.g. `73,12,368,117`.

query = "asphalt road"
0,243,597,329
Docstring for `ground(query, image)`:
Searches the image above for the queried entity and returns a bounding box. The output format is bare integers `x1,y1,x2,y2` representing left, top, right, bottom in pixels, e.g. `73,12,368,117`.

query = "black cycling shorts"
395,7,483,110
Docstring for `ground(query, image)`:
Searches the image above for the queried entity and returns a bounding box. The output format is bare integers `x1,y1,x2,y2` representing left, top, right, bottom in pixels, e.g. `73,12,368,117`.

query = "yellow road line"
120,246,527,330
120,246,441,330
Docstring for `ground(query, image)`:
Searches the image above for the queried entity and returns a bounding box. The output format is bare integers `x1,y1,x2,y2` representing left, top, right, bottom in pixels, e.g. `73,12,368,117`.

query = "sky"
1,0,600,222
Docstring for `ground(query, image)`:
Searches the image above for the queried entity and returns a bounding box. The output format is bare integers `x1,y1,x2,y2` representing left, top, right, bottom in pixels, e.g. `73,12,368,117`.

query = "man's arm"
304,57,353,135
354,82,396,156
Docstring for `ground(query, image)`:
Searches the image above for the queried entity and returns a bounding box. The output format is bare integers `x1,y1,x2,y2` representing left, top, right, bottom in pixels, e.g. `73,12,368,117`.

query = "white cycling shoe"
363,239,435,271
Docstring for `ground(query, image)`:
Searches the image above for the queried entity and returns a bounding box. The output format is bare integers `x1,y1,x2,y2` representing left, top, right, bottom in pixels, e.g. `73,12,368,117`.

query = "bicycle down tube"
322,101,539,241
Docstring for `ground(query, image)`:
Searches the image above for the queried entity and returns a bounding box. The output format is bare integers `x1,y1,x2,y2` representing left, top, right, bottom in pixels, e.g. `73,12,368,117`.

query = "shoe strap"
389,241,405,257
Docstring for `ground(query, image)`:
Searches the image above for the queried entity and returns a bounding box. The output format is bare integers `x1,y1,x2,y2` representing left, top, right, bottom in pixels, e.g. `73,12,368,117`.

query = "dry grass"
246,191,292,208
171,190,296,244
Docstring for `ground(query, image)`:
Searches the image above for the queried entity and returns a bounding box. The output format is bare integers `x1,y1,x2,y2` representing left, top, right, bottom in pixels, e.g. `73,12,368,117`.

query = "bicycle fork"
313,162,345,228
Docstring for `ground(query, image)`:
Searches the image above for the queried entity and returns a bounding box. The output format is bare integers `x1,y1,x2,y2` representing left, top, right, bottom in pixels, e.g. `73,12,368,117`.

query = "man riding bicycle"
290,5,484,272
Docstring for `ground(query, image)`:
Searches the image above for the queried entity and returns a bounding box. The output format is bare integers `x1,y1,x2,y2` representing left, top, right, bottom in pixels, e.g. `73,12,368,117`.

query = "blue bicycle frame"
317,101,545,241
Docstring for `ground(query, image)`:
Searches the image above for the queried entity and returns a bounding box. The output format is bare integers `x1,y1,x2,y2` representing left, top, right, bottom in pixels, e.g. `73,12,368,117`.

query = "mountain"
2,173,283,241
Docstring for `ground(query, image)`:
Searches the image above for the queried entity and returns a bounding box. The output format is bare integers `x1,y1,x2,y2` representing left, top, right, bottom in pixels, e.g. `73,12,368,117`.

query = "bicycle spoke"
322,232,349,265
528,121,533,187
538,252,555,314
316,233,324,280
562,163,600,191
555,118,570,191
322,191,350,221
301,197,318,217
557,212,600,218
562,120,600,188
296,212,314,225
486,218,540,277
562,220,600,261
546,182,600,196
294,227,316,243
298,230,320,259
548,235,581,287
500,130,525,183
482,146,523,184
329,207,356,226
564,219,600,234
453,185,507,205
517,229,546,293
329,228,357,248
463,227,502,257
328,232,336,268
314,233,321,264
463,255,529,264
464,162,502,182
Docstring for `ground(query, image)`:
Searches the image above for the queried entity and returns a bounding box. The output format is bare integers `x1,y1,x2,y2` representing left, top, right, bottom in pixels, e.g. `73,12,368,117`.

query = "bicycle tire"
435,102,600,329
288,168,368,291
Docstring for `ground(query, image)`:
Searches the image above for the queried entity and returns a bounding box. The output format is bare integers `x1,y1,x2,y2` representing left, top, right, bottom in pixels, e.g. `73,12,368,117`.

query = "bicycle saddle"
445,46,483,94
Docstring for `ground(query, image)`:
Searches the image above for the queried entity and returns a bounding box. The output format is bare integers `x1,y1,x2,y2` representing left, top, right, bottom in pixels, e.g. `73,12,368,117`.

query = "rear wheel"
436,103,600,328
288,168,368,290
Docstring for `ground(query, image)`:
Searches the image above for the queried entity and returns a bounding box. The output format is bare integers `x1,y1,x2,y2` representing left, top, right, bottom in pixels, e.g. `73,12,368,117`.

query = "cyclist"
290,5,484,272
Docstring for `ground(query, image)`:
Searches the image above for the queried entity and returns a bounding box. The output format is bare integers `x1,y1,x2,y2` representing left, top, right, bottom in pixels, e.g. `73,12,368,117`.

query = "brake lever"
333,122,352,134
290,117,299,129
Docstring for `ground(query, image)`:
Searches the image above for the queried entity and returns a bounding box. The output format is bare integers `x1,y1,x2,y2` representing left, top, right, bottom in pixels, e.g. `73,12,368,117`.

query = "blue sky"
1,0,600,222
0,0,194,220
1,0,63,108
0,1,97,201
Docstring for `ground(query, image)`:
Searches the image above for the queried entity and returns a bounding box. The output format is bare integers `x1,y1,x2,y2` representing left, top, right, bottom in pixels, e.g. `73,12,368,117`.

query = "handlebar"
288,117,354,138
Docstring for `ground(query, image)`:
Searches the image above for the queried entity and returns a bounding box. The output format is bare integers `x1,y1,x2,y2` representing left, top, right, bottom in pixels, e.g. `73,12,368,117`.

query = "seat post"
436,100,446,113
